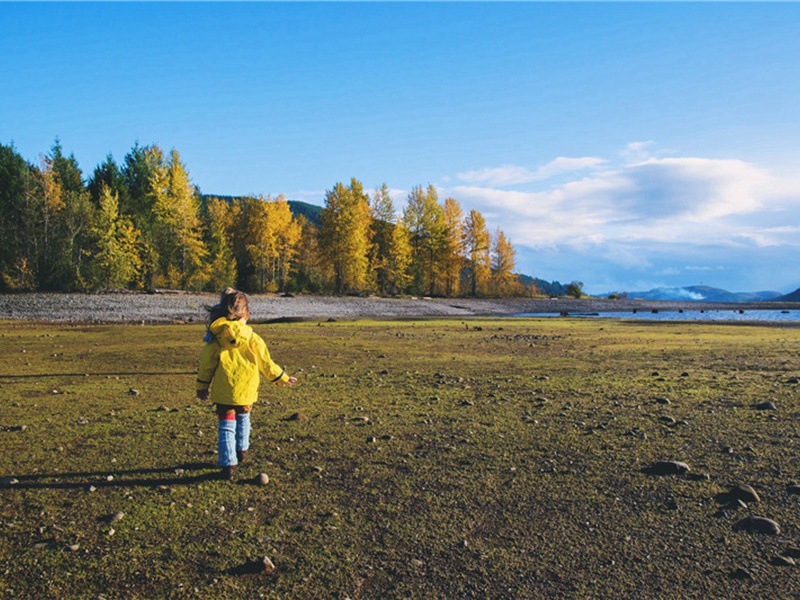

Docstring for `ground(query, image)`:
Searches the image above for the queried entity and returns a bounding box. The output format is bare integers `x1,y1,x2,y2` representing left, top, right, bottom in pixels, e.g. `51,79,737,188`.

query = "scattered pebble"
261,556,276,573
735,516,780,535
648,460,690,475
754,401,776,410
772,555,795,567
730,567,753,580
782,547,800,559
729,484,760,504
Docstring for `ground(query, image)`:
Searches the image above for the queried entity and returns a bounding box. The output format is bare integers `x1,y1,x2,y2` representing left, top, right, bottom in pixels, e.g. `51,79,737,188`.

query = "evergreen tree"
0,143,37,290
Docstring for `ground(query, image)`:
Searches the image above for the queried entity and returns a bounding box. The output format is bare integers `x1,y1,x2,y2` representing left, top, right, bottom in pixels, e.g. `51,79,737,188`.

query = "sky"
2,2,800,295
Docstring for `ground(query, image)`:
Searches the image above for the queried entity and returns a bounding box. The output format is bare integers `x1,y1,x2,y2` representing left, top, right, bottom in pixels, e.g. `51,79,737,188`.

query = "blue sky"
2,2,800,295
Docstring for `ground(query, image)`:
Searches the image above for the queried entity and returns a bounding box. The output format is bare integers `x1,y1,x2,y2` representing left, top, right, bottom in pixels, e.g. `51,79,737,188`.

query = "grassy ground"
1,317,800,599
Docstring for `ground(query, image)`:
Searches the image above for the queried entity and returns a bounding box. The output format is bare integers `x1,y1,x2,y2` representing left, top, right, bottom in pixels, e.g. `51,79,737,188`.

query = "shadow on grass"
0,371,196,379
2,462,228,490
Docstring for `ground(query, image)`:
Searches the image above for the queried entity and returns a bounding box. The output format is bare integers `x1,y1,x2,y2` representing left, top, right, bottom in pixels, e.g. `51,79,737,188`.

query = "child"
196,288,296,480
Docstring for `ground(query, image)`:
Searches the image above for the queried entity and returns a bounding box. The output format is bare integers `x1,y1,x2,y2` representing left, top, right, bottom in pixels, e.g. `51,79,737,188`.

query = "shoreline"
1,292,799,324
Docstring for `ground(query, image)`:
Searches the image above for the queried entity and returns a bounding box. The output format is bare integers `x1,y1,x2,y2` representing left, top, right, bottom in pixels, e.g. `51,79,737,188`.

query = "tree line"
0,140,538,297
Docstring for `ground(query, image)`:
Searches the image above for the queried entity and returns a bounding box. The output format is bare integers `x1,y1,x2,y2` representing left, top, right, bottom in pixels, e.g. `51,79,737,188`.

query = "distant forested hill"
777,287,800,302
201,195,322,227
517,274,568,297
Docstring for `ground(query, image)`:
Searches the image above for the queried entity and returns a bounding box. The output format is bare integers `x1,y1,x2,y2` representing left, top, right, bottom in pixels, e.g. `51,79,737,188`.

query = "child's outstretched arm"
253,335,294,386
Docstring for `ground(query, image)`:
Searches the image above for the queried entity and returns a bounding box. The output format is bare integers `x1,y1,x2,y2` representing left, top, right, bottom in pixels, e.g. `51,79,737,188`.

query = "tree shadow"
2,462,224,490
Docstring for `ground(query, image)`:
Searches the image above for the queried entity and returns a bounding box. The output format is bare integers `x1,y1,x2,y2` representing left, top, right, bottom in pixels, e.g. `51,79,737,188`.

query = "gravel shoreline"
1,292,798,324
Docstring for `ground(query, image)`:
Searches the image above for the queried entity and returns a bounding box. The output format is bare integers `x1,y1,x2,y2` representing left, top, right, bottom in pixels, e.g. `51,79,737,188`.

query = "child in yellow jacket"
196,288,296,480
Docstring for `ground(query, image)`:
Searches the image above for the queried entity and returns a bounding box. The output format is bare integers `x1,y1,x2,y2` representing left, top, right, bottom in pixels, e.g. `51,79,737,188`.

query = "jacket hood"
208,317,253,349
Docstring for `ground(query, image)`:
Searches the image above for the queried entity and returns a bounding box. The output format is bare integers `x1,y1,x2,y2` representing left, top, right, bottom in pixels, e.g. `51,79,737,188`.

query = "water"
515,309,800,324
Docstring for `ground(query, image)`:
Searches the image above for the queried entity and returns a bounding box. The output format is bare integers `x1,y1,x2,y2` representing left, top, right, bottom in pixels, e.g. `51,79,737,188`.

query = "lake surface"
516,309,800,324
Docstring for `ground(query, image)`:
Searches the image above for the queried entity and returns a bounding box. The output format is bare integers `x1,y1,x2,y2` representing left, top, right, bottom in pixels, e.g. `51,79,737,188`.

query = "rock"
782,546,800,559
285,412,307,421
110,512,125,523
0,477,20,487
659,416,676,425
729,484,760,504
366,436,377,443
772,555,795,567
86,485,97,492
786,377,800,384
754,401,777,411
735,516,780,535
787,484,800,495
8,425,27,432
128,388,140,396
687,473,711,482
654,397,671,405
648,460,690,475
68,544,80,552
261,556,276,573
256,473,269,486
730,567,753,580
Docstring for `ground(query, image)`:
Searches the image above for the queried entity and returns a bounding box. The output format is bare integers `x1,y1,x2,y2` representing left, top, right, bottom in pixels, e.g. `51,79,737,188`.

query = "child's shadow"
2,462,221,490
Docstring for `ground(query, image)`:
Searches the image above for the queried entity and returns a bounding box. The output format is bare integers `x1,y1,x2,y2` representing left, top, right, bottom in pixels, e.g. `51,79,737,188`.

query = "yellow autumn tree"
91,184,141,289
205,197,237,291
442,197,465,297
464,209,491,297
318,178,373,294
490,227,519,297
386,218,412,295
150,148,208,289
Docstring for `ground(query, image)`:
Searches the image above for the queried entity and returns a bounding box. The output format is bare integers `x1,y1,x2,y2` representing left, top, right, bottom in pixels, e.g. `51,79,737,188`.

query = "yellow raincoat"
196,317,289,406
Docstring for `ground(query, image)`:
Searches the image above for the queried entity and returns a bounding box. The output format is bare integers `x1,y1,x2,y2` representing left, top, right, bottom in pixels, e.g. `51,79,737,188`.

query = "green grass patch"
2,318,800,598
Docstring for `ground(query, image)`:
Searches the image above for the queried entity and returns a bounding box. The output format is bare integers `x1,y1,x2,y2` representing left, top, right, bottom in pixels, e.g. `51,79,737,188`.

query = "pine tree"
0,143,37,290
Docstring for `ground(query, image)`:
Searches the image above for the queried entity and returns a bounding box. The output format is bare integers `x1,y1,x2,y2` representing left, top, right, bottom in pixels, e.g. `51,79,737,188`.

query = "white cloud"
457,156,606,186
445,144,800,287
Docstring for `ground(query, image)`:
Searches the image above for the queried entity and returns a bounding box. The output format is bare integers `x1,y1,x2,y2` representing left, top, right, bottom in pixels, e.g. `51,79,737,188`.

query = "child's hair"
206,288,251,323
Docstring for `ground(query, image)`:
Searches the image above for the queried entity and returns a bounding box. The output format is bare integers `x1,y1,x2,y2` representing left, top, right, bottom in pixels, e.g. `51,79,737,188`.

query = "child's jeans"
216,404,252,467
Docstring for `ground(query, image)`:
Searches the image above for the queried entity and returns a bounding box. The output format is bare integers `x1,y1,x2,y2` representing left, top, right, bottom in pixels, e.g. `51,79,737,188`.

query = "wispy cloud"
445,144,800,291
457,156,607,186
